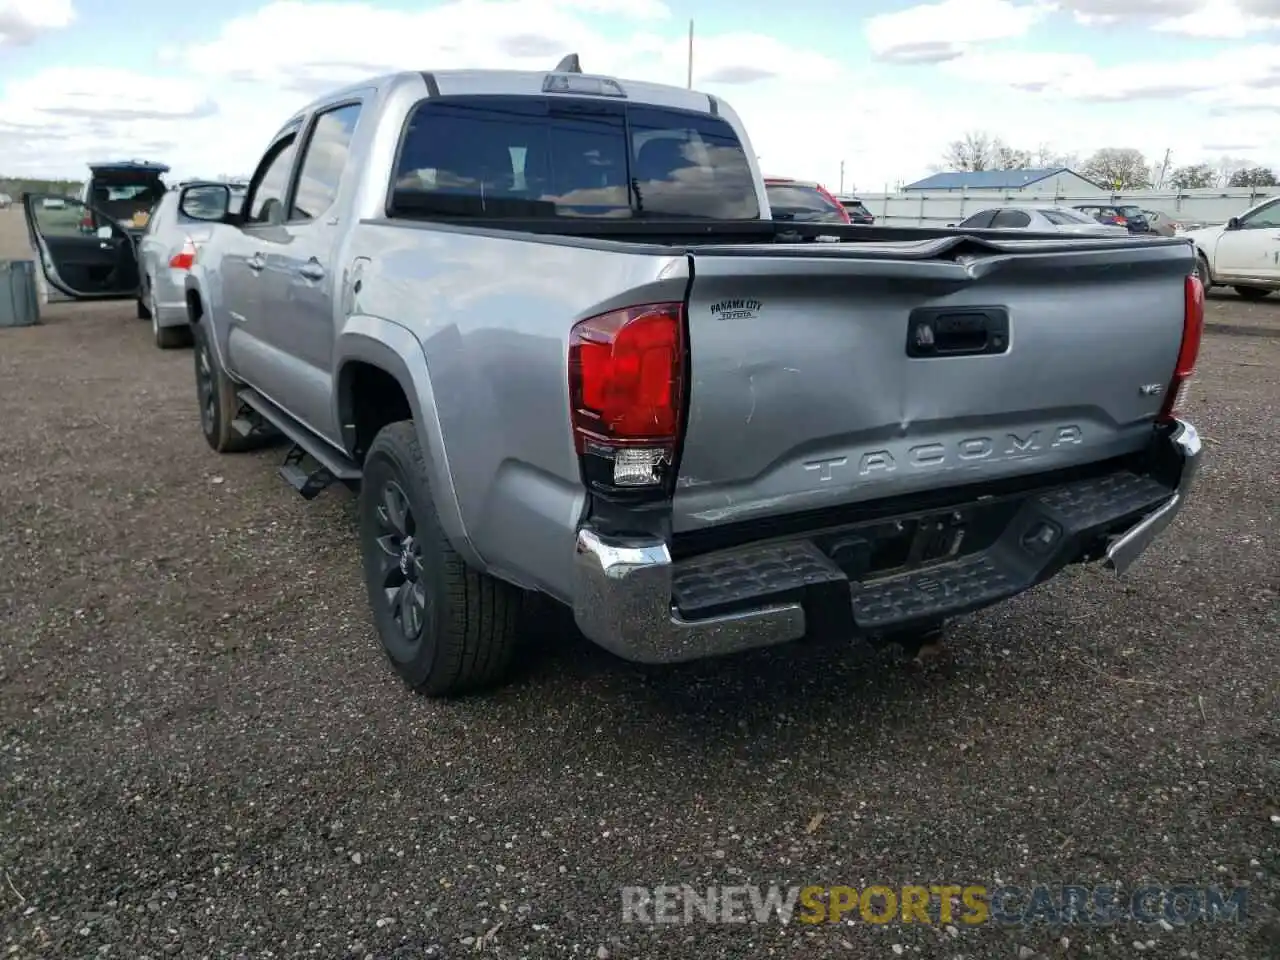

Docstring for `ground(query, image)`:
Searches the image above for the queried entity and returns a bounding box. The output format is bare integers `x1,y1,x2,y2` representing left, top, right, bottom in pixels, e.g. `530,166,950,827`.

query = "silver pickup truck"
30,60,1206,697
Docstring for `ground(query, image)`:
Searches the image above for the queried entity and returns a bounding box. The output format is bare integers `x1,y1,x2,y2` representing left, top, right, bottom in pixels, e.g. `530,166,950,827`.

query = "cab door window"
289,102,363,222
244,133,301,226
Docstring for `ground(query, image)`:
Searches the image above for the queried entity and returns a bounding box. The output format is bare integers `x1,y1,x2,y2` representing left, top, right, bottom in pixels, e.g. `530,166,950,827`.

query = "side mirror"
1226,216,1240,230
179,183,231,222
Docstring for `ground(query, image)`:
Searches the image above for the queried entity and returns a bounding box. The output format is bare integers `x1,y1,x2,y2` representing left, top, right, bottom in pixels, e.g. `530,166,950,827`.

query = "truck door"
220,126,303,391
1213,197,1280,282
254,98,366,444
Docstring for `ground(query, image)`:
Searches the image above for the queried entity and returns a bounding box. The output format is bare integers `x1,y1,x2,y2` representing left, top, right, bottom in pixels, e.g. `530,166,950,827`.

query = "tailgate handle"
906,307,1010,358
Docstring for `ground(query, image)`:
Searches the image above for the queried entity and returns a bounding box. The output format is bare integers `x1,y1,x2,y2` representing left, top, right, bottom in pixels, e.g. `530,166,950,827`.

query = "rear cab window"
388,95,760,220
764,182,844,222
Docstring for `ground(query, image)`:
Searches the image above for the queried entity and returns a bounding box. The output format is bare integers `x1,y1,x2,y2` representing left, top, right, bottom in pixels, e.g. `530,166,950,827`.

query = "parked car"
1073,203,1152,234
1141,210,1186,237
0,193,12,210
41,197,66,210
77,160,170,235
27,61,1204,697
1183,194,1280,300
840,197,875,225
135,183,246,348
951,204,1129,236
763,177,850,224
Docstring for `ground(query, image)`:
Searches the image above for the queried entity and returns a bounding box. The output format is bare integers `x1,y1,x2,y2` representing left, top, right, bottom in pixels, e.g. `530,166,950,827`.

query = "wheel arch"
336,316,482,568
1192,243,1214,284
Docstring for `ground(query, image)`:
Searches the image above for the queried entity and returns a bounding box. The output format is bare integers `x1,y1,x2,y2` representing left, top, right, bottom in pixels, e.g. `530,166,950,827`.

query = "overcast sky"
0,0,1276,190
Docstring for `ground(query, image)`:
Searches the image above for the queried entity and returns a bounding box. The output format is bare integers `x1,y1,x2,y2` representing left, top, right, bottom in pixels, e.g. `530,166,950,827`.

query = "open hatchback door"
23,194,140,301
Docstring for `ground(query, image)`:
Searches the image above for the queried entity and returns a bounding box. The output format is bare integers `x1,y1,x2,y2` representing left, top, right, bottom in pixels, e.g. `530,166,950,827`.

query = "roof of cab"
293,66,721,119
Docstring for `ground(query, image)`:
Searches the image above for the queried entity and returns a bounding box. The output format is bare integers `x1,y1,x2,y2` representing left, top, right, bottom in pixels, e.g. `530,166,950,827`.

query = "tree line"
0,177,84,198
938,132,1277,191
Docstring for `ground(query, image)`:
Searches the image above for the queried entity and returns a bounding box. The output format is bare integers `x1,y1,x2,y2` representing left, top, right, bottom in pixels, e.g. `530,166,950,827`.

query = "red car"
764,177,860,225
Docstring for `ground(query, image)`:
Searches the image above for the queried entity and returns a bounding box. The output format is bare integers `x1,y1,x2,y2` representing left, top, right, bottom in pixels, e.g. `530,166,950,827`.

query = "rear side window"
1040,208,1090,225
390,95,760,220
990,209,1031,228
291,102,363,221
765,183,843,222
958,209,997,228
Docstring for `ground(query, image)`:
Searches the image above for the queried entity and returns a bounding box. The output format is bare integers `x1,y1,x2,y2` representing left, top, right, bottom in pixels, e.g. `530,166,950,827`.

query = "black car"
1072,203,1151,234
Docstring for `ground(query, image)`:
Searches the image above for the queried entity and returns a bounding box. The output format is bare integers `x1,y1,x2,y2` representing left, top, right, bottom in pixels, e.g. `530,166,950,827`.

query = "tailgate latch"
906,307,1010,358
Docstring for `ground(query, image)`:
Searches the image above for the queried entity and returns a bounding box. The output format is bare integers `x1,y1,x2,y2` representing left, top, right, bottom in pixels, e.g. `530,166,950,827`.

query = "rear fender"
182,272,232,371
335,315,482,568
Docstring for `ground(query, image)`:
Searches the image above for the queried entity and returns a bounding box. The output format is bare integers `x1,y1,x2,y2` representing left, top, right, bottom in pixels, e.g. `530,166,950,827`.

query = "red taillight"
169,238,197,271
568,302,685,488
1158,274,1204,423
816,184,852,224
1114,216,1127,225
79,215,93,229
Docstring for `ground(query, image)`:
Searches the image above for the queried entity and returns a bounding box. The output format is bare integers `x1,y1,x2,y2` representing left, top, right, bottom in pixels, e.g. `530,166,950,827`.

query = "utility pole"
1157,148,1171,189
839,160,845,195
686,20,694,88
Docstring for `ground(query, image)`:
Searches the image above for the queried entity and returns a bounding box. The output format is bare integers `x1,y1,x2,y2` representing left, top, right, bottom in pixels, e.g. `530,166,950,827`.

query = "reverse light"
1158,273,1204,423
568,302,685,490
169,237,197,271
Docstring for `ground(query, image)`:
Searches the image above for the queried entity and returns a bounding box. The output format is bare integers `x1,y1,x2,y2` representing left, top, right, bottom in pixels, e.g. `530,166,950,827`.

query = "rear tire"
192,322,254,453
1233,285,1271,301
153,290,192,349
1195,255,1213,293
359,420,523,697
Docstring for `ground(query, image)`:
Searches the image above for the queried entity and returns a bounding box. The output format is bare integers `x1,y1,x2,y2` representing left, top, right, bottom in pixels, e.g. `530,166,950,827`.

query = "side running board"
235,387,362,499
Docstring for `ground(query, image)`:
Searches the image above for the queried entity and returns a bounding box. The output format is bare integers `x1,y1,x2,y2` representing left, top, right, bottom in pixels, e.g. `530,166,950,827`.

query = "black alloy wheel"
370,478,432,661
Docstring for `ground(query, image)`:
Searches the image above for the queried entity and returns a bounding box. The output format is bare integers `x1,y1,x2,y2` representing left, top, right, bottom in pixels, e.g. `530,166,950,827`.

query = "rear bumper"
571,420,1202,665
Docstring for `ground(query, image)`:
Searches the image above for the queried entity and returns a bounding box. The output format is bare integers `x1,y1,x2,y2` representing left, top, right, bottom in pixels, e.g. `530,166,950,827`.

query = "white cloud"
0,0,74,45
0,0,899,187
865,0,1051,63
1153,0,1280,36
1048,0,1280,35
2,0,1279,195
945,43,1280,104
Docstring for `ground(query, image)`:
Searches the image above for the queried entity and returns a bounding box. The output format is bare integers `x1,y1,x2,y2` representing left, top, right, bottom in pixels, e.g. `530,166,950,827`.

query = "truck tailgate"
672,237,1193,533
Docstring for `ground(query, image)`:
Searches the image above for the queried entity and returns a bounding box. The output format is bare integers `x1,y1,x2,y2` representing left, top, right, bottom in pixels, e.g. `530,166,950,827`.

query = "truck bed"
373,212,1187,253
349,214,1193,602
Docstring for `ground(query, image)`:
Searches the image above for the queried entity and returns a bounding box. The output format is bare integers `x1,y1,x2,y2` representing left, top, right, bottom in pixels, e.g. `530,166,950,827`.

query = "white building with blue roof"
902,167,1107,194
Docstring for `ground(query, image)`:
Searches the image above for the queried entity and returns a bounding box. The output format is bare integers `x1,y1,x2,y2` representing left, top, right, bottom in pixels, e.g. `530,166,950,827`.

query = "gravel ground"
1,222,1278,959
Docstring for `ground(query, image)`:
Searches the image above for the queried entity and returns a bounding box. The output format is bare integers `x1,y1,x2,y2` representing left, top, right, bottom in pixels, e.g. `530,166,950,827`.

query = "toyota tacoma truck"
26,58,1205,697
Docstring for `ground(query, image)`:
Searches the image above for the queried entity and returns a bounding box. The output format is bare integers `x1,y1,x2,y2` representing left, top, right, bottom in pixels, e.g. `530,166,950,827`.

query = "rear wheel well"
186,289,204,324
340,362,413,463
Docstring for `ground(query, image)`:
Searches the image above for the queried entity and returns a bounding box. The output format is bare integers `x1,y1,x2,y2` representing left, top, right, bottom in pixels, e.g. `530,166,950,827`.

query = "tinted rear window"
765,183,843,222
390,95,759,220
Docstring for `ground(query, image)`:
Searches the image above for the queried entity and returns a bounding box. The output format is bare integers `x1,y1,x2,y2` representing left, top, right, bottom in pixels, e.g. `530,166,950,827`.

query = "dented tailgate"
671,237,1194,533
